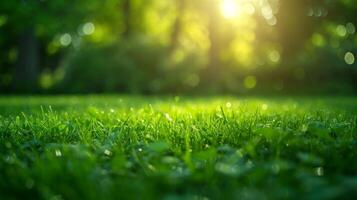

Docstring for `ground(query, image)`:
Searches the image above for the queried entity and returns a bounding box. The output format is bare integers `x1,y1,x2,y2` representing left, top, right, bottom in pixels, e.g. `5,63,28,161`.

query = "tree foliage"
0,0,356,94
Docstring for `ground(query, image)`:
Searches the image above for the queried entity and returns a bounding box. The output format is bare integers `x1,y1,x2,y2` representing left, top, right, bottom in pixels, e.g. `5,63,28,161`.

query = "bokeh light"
336,25,347,37
269,50,281,63
344,52,355,65
83,22,95,35
221,0,240,19
60,33,72,46
346,22,356,34
244,76,257,89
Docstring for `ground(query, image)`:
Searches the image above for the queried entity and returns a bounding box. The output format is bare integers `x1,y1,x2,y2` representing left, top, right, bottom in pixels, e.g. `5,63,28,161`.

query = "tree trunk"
170,0,185,51
208,13,220,78
14,27,39,92
201,5,221,90
123,0,131,38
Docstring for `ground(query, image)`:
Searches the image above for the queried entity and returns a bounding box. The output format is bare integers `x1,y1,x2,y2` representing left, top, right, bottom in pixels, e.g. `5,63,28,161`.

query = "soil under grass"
1,96,357,199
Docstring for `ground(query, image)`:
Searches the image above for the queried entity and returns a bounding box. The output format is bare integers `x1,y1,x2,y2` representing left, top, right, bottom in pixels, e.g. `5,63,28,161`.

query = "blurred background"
0,0,356,95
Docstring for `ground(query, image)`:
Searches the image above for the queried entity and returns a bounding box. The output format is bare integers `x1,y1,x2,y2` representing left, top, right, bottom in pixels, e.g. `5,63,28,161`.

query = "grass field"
1,96,357,199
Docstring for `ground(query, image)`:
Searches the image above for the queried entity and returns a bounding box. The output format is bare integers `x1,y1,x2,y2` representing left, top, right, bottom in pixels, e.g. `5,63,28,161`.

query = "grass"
1,96,357,199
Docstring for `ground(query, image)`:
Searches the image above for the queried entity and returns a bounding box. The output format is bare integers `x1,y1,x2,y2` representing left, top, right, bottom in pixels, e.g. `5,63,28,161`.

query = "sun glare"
221,0,240,19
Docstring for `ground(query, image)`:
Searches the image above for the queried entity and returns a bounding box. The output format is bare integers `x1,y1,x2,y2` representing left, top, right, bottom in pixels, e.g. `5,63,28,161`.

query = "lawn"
1,96,357,199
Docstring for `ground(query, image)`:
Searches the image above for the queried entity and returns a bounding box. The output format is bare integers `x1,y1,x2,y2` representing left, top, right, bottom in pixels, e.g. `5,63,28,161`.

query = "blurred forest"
0,0,357,94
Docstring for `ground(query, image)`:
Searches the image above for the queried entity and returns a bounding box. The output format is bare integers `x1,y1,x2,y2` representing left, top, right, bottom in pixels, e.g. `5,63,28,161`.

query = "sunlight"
221,0,241,19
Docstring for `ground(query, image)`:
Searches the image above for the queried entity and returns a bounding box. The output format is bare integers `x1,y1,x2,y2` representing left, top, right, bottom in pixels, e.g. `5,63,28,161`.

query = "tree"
275,0,317,67
122,0,132,37
0,0,102,92
15,27,39,91
169,0,186,51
